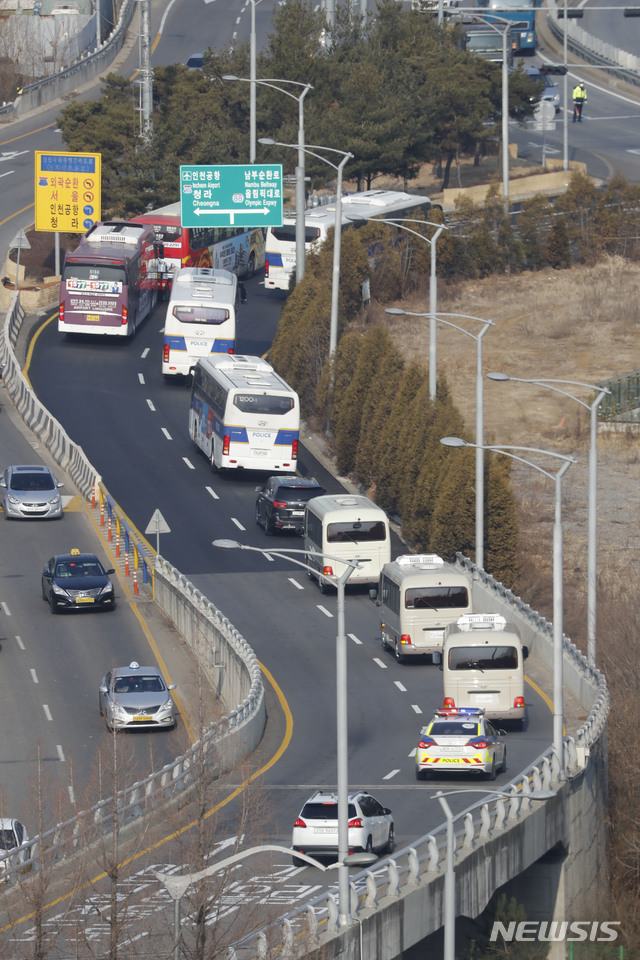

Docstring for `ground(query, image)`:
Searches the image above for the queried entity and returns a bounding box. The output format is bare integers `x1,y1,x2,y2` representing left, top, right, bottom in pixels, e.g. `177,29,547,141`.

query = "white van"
162,267,238,378
303,495,391,592
441,614,528,725
369,554,473,663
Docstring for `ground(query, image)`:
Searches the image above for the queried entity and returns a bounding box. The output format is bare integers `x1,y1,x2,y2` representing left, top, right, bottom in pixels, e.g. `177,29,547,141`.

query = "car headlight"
7,495,21,505
49,494,61,505
98,584,113,596
111,702,129,720
52,583,70,596
160,698,174,712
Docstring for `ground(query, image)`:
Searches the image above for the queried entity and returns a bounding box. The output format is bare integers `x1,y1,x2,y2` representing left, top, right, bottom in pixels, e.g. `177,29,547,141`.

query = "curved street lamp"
349,217,446,400
212,538,361,928
155,843,376,959
487,372,610,665
223,75,313,282
440,437,576,775
259,138,353,360
433,787,556,960
387,308,493,569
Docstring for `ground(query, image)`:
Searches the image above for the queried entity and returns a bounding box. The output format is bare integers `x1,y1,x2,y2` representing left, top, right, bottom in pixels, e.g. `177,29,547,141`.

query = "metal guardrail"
545,0,640,85
597,369,640,422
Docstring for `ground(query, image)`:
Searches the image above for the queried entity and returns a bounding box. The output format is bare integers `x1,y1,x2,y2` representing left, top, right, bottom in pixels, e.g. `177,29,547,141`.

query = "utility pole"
139,0,153,138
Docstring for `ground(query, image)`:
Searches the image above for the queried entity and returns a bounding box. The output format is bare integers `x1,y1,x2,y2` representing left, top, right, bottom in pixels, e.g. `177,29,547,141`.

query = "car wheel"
385,824,395,854
415,767,428,782
264,514,274,536
365,836,373,855
501,748,507,774
394,641,404,664
255,504,262,527
292,854,306,868
41,582,47,601
49,594,57,615
488,758,497,781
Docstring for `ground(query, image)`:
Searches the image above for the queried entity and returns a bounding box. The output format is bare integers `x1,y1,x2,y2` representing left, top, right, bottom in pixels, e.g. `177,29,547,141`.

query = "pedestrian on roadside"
572,81,587,122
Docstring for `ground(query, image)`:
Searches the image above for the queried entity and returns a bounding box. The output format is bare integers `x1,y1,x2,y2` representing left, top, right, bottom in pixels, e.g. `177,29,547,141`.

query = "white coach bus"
189,355,299,473
162,267,238,378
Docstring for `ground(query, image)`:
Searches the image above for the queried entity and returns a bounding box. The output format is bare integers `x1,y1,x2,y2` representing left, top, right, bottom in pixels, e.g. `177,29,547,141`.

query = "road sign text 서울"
35,151,102,233
180,164,283,228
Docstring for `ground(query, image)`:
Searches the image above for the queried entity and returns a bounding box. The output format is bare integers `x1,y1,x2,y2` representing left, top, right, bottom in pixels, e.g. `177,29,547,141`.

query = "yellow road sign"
35,151,101,233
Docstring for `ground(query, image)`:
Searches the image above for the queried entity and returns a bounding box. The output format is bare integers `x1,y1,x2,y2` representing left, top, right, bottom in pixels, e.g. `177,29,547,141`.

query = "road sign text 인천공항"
180,164,283,227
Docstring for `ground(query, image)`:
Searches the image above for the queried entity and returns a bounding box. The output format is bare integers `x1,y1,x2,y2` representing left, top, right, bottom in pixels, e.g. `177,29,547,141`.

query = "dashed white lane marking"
57,744,65,762
383,769,400,780
288,578,304,590
43,704,53,721
411,704,423,714
182,458,195,469
317,605,333,618
231,518,246,531
161,427,172,440
141,347,150,359
395,681,407,692
138,373,145,385
146,399,155,411
206,486,219,500
409,747,417,758
30,669,38,684
348,633,362,644
373,657,387,669
1,601,10,615
15,636,25,650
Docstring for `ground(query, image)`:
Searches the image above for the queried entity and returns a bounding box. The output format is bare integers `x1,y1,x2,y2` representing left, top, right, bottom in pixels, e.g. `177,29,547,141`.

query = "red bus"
131,201,266,297
59,221,165,338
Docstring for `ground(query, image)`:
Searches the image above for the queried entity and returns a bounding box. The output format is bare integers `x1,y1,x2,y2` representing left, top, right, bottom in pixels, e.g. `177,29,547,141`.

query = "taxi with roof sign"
414,707,507,781
41,547,116,613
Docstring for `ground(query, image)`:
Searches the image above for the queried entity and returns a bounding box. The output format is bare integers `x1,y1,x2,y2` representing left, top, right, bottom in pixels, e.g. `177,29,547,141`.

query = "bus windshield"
62,263,127,285
327,520,387,543
233,393,295,415
448,645,519,671
406,586,469,610
172,305,231,325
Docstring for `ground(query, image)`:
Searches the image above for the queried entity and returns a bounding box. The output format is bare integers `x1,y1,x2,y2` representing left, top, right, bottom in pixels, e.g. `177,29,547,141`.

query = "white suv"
291,790,394,866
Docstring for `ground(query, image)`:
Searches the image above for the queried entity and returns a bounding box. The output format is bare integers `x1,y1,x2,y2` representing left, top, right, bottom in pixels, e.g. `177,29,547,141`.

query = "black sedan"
41,548,116,613
255,476,326,535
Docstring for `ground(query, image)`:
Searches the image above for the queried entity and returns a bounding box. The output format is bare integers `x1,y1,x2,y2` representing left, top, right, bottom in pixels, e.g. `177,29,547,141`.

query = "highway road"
0,0,626,949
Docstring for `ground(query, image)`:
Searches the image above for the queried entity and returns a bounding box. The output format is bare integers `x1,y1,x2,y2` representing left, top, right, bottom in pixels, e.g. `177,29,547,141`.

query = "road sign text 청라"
490,921,621,943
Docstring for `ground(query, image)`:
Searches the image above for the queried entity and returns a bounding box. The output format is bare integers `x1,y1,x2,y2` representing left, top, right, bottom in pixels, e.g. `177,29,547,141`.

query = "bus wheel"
317,574,327,594
210,453,218,473
246,252,256,279
394,641,404,664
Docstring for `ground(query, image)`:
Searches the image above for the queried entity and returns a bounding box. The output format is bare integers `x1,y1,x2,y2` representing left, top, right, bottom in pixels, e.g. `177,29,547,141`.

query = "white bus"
441,613,528,726
369,554,473,664
162,267,238,378
189,355,299,473
303,494,391,592
264,189,435,292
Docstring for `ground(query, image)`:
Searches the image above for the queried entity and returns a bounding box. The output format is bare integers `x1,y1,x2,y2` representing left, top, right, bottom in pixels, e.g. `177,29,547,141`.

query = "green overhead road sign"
180,164,283,228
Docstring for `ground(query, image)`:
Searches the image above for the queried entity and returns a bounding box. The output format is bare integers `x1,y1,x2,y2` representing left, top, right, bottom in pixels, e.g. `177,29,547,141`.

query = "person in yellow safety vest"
572,81,587,122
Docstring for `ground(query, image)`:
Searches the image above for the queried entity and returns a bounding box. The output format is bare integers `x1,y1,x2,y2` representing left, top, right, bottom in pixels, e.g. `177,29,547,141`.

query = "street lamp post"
487,373,610,665
434,787,556,960
386,309,493,570
259,138,353,359
223,77,313,283
212,538,360,927
440,437,576,774
346,217,446,400
155,843,376,957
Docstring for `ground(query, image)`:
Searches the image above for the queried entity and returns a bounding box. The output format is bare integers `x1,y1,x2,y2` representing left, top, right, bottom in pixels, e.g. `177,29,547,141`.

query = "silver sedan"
1,464,64,519
99,662,177,732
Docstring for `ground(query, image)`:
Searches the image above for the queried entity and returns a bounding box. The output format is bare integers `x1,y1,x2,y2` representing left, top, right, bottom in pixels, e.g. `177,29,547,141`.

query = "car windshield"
0,829,17,851
428,721,480,736
113,675,164,694
59,560,104,578
10,472,54,491
300,802,357,820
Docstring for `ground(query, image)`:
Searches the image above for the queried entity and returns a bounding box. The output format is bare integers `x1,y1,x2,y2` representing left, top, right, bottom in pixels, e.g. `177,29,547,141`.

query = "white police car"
415,707,507,780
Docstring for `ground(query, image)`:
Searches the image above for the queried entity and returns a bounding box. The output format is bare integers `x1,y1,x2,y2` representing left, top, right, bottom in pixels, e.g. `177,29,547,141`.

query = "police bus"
189,355,299,473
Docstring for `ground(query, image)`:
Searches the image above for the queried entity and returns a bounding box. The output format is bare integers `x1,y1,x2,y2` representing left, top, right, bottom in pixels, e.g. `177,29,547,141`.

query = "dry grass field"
376,255,640,655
